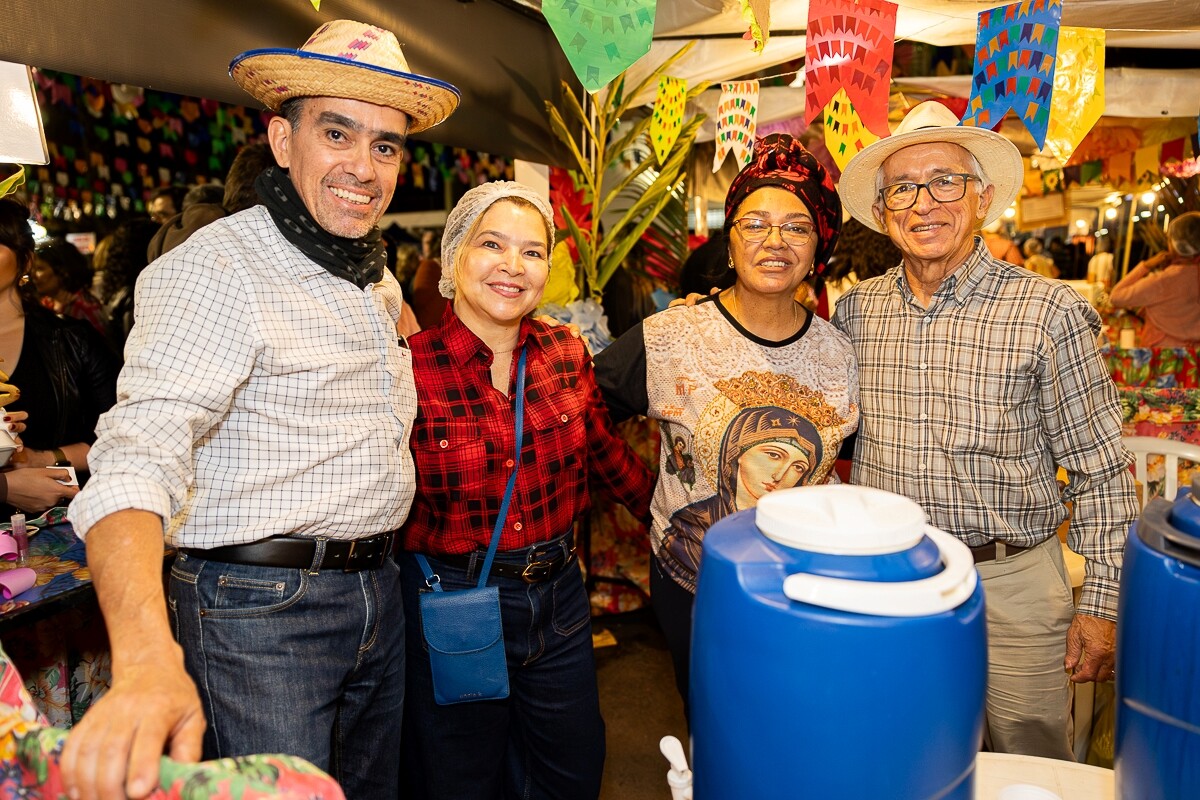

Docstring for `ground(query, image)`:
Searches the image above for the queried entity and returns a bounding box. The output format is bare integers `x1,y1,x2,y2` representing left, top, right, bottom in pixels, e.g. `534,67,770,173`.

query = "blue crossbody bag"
414,348,526,705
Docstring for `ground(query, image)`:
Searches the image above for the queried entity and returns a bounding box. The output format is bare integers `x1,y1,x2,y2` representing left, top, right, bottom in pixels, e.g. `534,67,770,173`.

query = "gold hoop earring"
18,274,31,287
727,255,734,270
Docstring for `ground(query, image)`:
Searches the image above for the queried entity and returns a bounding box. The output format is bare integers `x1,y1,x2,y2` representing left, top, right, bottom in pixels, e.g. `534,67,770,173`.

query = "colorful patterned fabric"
586,418,659,613
1117,387,1200,500
0,518,124,727
0,642,345,799
1101,345,1200,388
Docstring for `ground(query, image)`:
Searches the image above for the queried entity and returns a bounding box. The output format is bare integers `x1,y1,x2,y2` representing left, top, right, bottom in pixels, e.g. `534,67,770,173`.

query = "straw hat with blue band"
837,101,1024,235
230,19,460,134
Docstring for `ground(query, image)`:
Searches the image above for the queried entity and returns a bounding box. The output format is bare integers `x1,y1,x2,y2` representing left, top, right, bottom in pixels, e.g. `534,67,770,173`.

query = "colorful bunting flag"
1043,27,1104,165
310,0,320,9
1107,151,1134,187
962,0,1062,149
543,0,657,93
0,168,25,200
651,76,686,165
1133,145,1159,187
740,0,771,54
823,89,880,171
713,81,759,173
804,0,897,139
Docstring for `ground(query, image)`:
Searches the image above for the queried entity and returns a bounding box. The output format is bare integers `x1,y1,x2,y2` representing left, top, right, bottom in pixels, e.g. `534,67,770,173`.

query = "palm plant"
545,42,709,299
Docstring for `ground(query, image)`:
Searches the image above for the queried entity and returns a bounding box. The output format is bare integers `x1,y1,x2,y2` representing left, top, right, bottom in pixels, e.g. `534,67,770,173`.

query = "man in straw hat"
63,20,459,799
832,101,1139,759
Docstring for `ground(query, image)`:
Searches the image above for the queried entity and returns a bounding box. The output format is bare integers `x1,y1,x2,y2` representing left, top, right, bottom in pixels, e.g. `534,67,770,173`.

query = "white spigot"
660,735,693,800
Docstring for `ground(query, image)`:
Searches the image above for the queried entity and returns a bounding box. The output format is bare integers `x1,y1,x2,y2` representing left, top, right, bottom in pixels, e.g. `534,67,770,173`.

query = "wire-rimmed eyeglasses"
730,218,817,246
878,174,981,211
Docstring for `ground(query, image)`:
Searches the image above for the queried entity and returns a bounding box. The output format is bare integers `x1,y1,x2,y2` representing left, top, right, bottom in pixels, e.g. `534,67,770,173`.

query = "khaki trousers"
975,536,1076,761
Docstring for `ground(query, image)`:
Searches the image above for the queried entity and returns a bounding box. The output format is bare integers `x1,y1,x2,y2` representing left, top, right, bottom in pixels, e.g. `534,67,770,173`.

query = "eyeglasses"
731,218,817,246
878,174,980,211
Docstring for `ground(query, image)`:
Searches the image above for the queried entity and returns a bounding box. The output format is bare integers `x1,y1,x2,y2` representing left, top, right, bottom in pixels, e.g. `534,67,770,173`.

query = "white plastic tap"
660,735,693,800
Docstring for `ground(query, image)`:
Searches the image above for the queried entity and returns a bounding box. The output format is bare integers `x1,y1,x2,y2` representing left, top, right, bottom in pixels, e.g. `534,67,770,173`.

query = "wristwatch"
52,448,71,467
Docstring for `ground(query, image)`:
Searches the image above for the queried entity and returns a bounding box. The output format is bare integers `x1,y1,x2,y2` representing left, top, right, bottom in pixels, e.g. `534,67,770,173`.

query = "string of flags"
541,0,1150,182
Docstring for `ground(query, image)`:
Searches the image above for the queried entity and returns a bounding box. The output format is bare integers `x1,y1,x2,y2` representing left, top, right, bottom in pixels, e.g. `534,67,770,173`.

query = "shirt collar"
438,303,541,367
892,236,992,307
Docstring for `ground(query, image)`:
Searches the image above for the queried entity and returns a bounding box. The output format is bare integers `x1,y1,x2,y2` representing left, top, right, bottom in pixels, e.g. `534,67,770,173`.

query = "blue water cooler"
690,485,987,799
1115,475,1200,798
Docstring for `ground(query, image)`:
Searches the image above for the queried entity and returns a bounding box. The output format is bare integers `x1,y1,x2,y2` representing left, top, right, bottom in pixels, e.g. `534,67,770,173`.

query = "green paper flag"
544,0,657,93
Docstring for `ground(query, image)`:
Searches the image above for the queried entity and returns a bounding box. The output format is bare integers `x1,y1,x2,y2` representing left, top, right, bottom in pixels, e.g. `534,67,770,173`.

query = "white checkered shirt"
833,238,1139,619
71,206,417,548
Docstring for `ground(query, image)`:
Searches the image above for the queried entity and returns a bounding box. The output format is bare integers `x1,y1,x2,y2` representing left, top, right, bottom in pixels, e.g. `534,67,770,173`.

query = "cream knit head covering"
439,181,555,300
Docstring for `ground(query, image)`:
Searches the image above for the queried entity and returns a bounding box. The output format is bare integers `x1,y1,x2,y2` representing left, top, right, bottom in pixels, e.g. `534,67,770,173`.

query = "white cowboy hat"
838,101,1023,234
230,19,460,134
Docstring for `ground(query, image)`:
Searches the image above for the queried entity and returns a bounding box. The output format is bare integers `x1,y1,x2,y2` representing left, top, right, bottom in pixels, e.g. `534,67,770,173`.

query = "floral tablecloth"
1117,387,1200,497
1102,345,1199,388
0,522,111,728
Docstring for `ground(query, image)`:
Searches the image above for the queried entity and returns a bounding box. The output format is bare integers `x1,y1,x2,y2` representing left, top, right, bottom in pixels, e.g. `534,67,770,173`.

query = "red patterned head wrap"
723,134,842,275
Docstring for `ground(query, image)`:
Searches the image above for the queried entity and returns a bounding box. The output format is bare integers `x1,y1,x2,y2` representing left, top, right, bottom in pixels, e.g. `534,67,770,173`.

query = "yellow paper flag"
740,0,772,53
823,89,879,172
651,76,687,166
0,167,25,200
310,0,320,9
1043,27,1104,165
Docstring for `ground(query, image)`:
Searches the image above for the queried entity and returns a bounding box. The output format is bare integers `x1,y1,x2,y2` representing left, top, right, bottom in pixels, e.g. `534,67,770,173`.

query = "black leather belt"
969,540,1031,564
433,544,577,584
182,531,398,572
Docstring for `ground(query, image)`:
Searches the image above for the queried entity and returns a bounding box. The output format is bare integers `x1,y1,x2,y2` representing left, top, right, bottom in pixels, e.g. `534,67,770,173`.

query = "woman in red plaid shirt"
398,181,653,800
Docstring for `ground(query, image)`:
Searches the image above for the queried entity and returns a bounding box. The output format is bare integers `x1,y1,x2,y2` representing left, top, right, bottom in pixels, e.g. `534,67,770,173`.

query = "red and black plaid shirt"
401,308,653,556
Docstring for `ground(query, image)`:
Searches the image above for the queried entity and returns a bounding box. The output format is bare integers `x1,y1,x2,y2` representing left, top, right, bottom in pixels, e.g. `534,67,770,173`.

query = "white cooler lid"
755,484,928,555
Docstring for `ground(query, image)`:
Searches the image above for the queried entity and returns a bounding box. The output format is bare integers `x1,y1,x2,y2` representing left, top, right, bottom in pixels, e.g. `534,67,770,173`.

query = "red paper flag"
804,0,897,139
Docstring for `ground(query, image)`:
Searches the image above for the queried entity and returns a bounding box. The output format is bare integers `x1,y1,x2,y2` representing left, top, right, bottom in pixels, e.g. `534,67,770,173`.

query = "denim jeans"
169,546,405,800
399,549,604,800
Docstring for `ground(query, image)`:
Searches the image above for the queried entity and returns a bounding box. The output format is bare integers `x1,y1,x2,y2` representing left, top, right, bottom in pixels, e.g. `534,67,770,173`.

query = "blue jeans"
169,546,405,800
400,549,604,800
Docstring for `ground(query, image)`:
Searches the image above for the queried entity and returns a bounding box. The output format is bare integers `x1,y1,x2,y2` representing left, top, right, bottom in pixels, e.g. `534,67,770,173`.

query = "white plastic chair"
1123,436,1200,507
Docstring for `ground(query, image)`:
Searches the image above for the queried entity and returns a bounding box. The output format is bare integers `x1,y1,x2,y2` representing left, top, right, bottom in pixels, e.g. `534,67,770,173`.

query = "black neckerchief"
255,166,386,289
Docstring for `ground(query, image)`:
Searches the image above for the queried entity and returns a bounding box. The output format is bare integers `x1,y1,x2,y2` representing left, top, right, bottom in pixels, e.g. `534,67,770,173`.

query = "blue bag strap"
416,347,527,592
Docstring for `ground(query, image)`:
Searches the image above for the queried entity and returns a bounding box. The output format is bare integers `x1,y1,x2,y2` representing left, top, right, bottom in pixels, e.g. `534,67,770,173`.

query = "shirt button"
439,440,449,449
560,414,569,423
919,412,929,421
505,458,515,468
919,362,928,370
919,463,928,471
514,522,523,532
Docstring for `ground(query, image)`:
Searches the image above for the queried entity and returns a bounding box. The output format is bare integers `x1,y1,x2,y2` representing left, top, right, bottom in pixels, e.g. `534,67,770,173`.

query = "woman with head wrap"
398,182,652,800
594,134,859,710
1110,211,1200,347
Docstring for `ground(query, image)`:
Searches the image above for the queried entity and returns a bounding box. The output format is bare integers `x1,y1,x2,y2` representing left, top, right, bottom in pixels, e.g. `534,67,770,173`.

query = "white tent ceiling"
519,0,1200,121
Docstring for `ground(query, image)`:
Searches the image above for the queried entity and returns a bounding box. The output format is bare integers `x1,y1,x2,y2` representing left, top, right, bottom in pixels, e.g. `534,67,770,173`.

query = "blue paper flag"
962,0,1062,149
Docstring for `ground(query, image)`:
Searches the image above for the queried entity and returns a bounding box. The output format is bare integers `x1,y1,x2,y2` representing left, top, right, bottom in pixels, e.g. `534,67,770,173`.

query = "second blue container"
1116,476,1200,798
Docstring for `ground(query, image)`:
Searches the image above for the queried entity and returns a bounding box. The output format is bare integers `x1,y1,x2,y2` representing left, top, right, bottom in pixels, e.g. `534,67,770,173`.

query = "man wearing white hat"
833,101,1139,760
63,20,459,799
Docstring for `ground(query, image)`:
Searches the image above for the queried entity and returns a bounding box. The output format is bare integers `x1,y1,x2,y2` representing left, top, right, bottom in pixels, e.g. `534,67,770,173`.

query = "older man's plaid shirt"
833,239,1138,619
